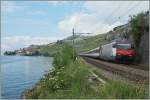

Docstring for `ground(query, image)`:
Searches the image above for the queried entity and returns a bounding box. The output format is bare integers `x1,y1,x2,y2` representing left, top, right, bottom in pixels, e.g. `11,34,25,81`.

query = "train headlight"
117,53,121,56
129,54,132,57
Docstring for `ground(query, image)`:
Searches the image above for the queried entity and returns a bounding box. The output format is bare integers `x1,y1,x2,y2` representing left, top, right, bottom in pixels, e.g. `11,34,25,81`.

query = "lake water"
1,56,53,99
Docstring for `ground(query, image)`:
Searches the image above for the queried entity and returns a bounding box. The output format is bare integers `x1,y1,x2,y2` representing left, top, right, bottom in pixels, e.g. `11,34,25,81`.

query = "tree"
129,12,146,48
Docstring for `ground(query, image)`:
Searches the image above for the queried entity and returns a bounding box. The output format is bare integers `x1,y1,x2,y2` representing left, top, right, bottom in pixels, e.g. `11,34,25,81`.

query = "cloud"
58,12,82,33
47,1,83,5
58,1,149,35
58,12,123,35
83,1,149,23
1,36,65,51
47,1,69,5
1,1,17,13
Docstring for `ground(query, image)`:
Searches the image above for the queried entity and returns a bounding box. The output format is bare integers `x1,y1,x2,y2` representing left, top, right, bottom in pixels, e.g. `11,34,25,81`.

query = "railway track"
82,57,149,84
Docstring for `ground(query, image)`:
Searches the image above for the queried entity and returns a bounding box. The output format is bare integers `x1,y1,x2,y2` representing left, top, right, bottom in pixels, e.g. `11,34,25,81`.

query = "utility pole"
72,28,92,60
72,28,75,60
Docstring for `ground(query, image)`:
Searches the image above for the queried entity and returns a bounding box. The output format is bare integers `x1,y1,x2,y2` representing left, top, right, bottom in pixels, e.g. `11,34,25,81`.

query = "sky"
1,1,149,53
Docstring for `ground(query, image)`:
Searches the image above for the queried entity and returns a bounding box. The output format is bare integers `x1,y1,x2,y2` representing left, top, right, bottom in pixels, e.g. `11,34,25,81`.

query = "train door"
99,46,102,57
101,44,109,60
112,43,116,60
105,44,112,60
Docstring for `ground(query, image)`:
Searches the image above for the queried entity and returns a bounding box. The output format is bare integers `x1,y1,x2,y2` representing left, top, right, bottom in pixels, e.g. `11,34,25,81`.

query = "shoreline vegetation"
22,44,148,99
3,45,51,57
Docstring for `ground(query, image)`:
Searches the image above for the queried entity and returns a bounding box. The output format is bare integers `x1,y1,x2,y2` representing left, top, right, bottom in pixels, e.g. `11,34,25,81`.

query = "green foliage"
24,44,100,99
52,44,74,68
42,52,50,57
4,51,16,55
129,12,147,47
40,44,74,92
98,81,148,99
129,11,149,62
38,43,62,56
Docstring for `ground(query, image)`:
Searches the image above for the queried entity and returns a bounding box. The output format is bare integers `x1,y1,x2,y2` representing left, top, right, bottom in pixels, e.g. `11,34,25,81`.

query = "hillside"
38,33,108,56
4,11,149,66
39,11,149,66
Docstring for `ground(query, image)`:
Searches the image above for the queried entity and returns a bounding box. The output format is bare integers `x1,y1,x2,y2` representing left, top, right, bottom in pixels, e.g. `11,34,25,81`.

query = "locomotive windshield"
113,44,131,50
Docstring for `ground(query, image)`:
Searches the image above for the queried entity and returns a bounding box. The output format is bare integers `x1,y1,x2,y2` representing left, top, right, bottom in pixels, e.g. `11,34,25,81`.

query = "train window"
95,49,99,53
131,44,135,49
112,44,116,48
99,46,102,54
116,44,131,50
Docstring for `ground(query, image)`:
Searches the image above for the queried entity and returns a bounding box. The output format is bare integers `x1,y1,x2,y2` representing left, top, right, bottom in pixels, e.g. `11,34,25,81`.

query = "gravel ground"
81,57,149,85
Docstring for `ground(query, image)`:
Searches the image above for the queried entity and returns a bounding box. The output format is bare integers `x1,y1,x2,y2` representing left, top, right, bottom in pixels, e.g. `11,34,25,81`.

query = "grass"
23,44,149,99
98,80,148,99
24,44,100,99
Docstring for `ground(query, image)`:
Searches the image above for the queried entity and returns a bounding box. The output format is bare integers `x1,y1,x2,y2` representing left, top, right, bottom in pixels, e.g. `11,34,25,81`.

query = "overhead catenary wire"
93,2,121,34
110,1,141,27
73,4,83,30
73,1,144,56
85,1,143,48
95,1,142,34
111,1,141,35
116,1,142,39
72,4,91,59
119,1,141,20
73,1,142,37
107,1,142,24
110,1,133,24
104,3,121,24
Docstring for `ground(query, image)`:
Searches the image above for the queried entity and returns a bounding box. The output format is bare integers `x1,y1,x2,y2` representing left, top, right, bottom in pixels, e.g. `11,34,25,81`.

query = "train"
79,39,135,63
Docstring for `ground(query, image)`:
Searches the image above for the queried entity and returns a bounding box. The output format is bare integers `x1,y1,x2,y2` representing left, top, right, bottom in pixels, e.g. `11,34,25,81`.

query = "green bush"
40,44,75,93
129,12,147,48
4,51,16,55
42,52,49,56
52,44,74,68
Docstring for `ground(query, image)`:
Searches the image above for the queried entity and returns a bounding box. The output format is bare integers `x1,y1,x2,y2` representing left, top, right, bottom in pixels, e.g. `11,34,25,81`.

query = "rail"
81,56,149,84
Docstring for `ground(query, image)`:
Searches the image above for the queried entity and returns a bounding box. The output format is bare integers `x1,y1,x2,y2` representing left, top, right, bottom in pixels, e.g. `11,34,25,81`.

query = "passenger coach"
79,39,135,63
